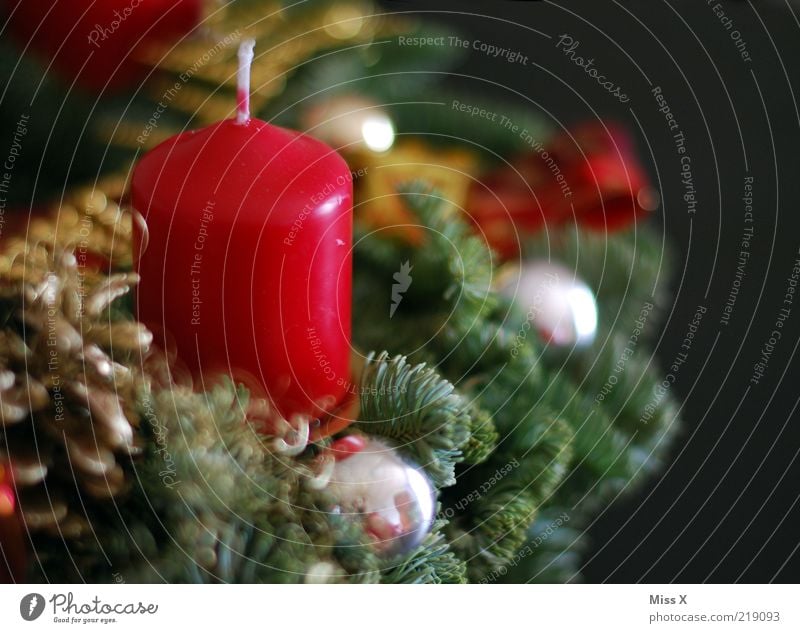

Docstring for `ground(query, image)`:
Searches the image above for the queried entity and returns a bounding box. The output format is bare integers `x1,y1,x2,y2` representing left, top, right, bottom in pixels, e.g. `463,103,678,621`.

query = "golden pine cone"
0,188,150,540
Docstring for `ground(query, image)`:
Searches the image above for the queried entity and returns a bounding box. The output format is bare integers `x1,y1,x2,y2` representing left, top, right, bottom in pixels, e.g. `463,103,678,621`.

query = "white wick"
236,38,256,125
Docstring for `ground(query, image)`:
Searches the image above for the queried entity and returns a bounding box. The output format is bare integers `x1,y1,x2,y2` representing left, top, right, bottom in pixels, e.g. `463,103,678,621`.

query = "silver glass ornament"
499,261,598,348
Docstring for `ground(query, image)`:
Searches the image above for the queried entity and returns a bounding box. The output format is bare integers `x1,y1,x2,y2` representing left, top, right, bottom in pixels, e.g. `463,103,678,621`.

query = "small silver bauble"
498,260,598,348
327,436,435,558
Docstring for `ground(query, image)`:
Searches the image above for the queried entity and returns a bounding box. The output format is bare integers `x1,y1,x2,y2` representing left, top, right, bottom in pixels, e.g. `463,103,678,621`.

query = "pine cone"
0,200,150,541
24,179,135,271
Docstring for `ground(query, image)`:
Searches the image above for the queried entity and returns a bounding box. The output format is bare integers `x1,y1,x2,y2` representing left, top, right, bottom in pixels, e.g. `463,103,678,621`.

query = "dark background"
378,0,800,582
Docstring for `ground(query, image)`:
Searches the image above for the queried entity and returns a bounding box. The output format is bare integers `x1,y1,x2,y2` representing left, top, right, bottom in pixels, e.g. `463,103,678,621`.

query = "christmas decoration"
552,121,658,227
0,461,26,583
19,179,136,270
327,435,436,558
132,40,353,421
0,0,678,585
0,238,148,540
302,95,396,154
4,0,202,91
467,121,657,259
497,261,599,349
354,140,476,245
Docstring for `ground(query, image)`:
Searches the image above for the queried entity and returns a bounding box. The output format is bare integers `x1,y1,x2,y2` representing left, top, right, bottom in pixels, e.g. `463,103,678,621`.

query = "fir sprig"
355,351,484,488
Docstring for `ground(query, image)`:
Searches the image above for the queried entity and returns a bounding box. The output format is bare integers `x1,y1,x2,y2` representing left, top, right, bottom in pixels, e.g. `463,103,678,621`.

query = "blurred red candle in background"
132,40,352,421
4,0,201,91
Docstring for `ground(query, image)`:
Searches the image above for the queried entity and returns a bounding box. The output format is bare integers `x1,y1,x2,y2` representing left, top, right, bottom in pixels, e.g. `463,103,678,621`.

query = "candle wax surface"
132,118,353,420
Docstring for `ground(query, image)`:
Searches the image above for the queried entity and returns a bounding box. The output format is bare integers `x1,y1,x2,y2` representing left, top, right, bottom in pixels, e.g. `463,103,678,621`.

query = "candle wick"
236,38,256,125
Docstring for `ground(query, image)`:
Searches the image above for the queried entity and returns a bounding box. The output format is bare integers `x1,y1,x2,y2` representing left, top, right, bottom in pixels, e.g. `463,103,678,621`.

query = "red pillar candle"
132,40,352,421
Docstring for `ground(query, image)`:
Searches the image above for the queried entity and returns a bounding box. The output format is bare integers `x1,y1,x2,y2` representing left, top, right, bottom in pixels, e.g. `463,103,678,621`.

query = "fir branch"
352,181,496,369
354,352,475,489
442,415,574,582
502,510,586,583
382,517,467,584
462,404,498,465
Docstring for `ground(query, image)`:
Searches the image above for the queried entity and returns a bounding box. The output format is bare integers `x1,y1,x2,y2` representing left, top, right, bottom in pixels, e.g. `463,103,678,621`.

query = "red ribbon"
467,121,655,260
